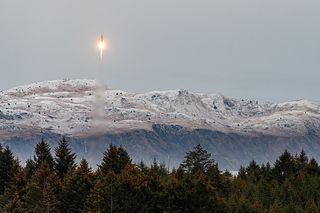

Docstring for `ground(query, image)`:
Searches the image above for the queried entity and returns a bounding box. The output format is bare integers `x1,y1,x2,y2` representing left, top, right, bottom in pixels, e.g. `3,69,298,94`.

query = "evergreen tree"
98,144,131,175
273,150,296,181
24,159,36,180
24,161,60,212
297,150,308,165
207,162,223,191
54,137,76,180
33,138,54,169
58,159,93,212
160,173,183,212
306,158,320,176
87,171,120,213
143,161,167,212
179,144,215,174
3,160,27,213
0,146,15,194
117,164,148,212
261,162,273,181
246,160,261,183
238,166,247,180
174,171,224,212
22,144,55,202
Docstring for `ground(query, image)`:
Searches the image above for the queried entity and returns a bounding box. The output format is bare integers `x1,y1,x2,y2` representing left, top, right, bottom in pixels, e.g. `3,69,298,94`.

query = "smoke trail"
100,48,103,62
91,79,107,132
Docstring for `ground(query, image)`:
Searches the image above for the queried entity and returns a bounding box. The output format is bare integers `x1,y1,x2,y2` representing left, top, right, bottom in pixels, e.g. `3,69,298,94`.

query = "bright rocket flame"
98,41,105,61
98,41,105,50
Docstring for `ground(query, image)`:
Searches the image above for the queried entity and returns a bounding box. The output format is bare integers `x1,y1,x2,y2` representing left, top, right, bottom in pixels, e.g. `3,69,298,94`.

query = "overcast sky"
0,0,319,102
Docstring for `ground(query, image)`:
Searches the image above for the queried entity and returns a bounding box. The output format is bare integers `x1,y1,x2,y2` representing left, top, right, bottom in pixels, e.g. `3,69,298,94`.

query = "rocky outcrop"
3,124,320,171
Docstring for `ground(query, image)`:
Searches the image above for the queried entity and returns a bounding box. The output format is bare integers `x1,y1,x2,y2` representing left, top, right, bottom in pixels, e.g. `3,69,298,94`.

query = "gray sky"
0,0,320,102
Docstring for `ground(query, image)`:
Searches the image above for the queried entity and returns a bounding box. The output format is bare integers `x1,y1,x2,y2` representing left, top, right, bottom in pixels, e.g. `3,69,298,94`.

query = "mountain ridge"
1,79,320,170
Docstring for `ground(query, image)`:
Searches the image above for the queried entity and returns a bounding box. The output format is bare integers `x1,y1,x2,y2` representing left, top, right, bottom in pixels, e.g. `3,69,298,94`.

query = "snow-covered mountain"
1,79,320,170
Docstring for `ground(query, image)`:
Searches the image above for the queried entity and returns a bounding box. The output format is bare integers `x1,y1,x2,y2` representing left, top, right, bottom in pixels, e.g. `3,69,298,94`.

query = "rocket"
100,33,104,44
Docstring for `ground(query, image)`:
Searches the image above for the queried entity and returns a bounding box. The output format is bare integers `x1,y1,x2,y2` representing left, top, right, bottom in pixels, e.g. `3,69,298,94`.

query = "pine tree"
144,161,166,212
0,146,15,194
238,166,247,180
306,158,320,176
246,160,261,183
24,161,60,212
98,144,131,175
261,162,273,181
3,159,27,213
179,144,215,174
24,159,36,180
174,171,224,212
87,178,107,212
160,173,180,212
273,150,296,182
24,139,54,180
117,164,147,212
58,159,93,212
54,137,76,180
297,150,308,165
87,171,120,213
33,138,54,169
207,162,222,190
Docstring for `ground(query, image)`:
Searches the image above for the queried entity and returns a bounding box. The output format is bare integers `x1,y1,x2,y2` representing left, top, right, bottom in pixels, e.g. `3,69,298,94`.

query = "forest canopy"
0,137,319,212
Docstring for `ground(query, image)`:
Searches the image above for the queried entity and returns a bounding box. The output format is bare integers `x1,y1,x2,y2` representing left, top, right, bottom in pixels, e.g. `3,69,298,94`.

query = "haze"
0,0,319,102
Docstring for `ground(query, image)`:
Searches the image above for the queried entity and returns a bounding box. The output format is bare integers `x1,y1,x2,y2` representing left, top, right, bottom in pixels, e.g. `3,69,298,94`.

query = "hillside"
1,79,320,170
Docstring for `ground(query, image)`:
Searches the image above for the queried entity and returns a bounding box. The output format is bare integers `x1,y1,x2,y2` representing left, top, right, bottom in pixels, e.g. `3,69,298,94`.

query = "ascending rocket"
98,33,105,61
100,33,104,44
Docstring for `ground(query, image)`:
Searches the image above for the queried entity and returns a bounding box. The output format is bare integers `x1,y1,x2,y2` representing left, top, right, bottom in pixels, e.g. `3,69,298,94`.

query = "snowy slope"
0,79,319,139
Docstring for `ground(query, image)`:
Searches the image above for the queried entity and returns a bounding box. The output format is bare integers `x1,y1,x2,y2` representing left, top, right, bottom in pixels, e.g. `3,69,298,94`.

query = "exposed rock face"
3,124,320,170
1,79,320,170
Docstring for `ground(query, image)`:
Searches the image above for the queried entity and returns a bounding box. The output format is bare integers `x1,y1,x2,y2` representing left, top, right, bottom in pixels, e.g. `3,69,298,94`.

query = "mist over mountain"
1,79,319,170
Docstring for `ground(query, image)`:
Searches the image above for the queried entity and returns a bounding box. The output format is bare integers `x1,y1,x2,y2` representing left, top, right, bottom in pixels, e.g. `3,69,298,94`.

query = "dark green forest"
0,137,320,213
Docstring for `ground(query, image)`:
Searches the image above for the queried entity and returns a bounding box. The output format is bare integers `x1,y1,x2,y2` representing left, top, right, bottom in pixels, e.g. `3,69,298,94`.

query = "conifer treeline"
0,138,320,212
